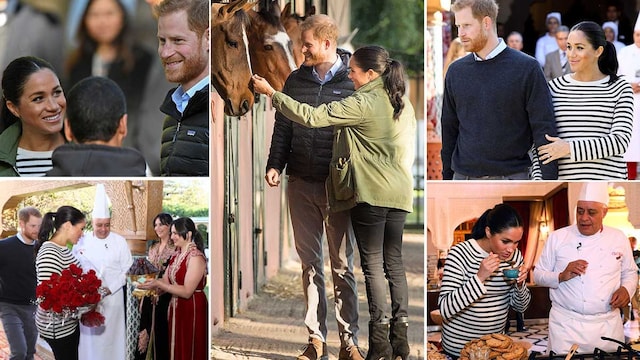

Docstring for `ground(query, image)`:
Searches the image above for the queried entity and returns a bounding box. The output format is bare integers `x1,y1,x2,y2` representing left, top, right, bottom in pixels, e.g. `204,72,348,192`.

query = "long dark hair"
152,212,174,244
172,217,205,254
570,21,619,84
35,206,86,255
352,45,406,120
470,204,523,240
1,56,57,128
66,0,136,75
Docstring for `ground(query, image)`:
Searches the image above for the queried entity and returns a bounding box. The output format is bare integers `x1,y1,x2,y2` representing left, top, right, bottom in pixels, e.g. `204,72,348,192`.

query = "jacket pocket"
330,157,354,201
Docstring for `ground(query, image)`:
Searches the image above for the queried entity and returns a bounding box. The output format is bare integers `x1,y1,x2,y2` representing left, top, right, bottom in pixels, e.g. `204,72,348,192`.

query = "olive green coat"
0,122,22,177
272,77,416,213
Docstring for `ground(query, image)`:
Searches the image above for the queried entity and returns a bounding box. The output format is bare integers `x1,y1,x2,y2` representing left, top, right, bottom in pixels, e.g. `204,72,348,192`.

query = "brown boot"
297,337,328,360
339,345,365,360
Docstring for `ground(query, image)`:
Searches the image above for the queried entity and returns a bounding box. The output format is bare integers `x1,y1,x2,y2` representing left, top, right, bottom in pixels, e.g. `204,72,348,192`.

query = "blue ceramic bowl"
503,268,519,279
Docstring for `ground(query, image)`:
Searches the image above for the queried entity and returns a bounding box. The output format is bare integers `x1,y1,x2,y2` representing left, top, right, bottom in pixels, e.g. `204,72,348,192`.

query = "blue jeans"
0,302,38,360
350,203,409,323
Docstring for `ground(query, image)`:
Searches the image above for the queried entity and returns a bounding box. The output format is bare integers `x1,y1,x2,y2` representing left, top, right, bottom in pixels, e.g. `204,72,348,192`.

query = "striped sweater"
438,239,531,357
547,75,634,180
35,241,80,339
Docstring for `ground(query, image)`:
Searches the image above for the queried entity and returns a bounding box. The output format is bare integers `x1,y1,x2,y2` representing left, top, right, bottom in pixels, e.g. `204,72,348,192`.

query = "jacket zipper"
172,120,182,143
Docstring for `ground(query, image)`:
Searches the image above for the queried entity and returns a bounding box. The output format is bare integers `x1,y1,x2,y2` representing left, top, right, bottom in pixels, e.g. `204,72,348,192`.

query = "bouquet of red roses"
36,264,105,327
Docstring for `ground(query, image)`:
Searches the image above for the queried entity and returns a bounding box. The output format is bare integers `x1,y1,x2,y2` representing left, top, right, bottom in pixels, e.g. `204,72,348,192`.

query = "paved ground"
212,231,425,360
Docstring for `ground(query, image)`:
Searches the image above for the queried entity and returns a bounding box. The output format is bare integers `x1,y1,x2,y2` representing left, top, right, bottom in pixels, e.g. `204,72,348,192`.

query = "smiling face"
157,9,209,90
454,7,490,54
576,200,607,236
6,69,65,136
566,30,603,75
300,29,333,68
92,218,111,239
347,58,372,90
485,226,523,260
170,224,189,248
154,218,170,240
84,0,124,45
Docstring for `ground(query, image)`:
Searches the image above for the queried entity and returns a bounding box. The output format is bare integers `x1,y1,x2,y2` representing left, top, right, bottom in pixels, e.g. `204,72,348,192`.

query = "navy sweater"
0,236,36,305
441,48,558,179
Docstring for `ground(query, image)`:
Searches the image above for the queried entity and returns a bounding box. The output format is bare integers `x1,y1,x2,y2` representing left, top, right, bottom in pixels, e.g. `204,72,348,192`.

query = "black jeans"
350,203,409,323
43,326,80,360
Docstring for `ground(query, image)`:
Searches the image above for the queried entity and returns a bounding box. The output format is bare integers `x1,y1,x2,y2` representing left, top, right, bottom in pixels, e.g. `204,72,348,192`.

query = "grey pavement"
211,231,425,360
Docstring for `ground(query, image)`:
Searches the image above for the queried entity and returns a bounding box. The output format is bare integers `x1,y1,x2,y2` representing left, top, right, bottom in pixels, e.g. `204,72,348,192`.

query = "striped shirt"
16,148,53,177
438,239,531,357
548,75,634,179
35,241,80,339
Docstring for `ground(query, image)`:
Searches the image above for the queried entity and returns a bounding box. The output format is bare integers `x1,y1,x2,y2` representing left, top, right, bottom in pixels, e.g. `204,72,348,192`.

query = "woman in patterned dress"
136,213,178,360
138,217,207,360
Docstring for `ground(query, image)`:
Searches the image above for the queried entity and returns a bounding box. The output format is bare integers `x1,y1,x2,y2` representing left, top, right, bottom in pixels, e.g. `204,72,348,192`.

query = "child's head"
64,76,127,145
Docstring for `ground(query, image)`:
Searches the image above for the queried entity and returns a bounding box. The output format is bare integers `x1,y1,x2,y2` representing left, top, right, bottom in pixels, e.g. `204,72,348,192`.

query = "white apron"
548,305,624,354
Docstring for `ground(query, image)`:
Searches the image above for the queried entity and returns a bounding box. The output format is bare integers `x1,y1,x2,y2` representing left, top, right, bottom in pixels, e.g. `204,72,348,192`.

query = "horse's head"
211,0,254,116
247,1,297,91
280,3,315,68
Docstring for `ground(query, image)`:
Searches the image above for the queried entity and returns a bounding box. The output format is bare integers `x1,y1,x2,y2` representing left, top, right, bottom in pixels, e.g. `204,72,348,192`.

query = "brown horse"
246,1,297,92
211,0,254,116
280,2,315,68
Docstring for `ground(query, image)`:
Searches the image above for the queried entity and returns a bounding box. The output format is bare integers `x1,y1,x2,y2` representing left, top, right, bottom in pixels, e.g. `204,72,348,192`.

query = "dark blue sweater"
0,236,36,305
441,48,558,179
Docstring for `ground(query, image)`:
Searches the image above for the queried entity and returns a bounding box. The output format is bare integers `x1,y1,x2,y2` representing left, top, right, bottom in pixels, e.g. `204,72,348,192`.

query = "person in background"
0,207,42,360
506,31,524,51
65,0,153,157
603,22,626,52
138,217,208,360
617,13,640,180
253,44,416,360
155,0,209,176
535,12,562,67
263,14,362,360
35,206,87,360
135,213,177,360
439,204,531,358
538,21,634,180
46,76,147,176
0,56,66,177
441,0,558,180
534,182,638,354
72,184,133,360
604,2,633,45
443,37,467,78
544,25,571,82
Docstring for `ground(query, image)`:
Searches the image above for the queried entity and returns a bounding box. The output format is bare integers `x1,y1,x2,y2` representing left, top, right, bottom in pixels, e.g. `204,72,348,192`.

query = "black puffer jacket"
159,86,209,176
266,50,354,182
46,143,147,176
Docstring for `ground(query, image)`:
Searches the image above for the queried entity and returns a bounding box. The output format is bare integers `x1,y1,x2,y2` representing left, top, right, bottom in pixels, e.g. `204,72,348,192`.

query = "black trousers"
43,326,80,360
350,203,409,323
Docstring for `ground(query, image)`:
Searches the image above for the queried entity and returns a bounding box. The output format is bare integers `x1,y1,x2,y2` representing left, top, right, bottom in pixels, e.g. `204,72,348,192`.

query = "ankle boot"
365,319,393,360
389,317,410,360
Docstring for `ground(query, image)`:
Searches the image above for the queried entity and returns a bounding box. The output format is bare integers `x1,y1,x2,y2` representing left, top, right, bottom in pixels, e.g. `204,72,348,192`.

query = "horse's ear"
239,0,255,13
307,5,316,16
226,0,249,15
281,2,291,18
269,0,281,18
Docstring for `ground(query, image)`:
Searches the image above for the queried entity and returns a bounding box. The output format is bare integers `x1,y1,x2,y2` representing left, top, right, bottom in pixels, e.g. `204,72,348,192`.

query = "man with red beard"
534,182,638,354
155,0,209,176
0,207,42,360
441,0,558,180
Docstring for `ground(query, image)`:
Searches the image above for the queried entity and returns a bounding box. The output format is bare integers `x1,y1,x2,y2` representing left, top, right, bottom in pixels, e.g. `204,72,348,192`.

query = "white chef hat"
91,184,111,219
546,12,561,25
602,21,619,39
635,12,640,31
577,182,609,206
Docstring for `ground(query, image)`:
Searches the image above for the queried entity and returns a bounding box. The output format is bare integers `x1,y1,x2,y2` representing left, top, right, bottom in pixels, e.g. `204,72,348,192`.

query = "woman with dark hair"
538,20,634,179
35,206,86,360
136,213,177,360
438,204,531,359
0,56,66,176
253,45,415,360
66,0,152,149
138,217,207,360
